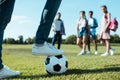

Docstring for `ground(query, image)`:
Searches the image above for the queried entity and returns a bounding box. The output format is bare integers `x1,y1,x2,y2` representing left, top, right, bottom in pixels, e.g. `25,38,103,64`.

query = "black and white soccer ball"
45,55,68,74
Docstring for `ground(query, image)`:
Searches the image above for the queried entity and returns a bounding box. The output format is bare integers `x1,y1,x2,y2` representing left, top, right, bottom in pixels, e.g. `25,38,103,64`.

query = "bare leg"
93,40,97,51
82,35,87,52
76,37,82,49
87,36,90,52
101,39,110,56
105,39,110,53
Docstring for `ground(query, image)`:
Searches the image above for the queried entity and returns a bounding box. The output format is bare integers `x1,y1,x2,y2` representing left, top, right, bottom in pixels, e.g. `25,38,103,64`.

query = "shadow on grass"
10,67,120,79
65,67,120,75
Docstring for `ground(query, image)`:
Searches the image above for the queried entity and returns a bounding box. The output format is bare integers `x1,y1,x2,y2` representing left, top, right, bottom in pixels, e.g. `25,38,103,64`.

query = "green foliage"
18,35,24,44
65,35,76,44
110,34,120,43
2,44,120,80
3,34,120,44
25,37,35,44
4,38,16,44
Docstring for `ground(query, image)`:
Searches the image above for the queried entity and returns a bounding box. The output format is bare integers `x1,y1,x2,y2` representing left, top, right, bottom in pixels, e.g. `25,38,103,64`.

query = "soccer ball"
45,55,68,74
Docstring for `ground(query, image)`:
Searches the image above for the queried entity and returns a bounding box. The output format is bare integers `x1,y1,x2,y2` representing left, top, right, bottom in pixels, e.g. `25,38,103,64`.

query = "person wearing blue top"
0,0,63,79
87,11,98,54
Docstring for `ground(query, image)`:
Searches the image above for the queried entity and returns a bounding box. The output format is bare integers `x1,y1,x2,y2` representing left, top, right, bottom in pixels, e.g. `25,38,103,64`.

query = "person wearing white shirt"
87,11,98,55
52,12,65,49
76,11,88,55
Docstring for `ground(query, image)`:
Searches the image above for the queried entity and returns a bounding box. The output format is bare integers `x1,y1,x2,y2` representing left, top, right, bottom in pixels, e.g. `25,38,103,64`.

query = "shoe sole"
32,52,63,56
0,74,20,79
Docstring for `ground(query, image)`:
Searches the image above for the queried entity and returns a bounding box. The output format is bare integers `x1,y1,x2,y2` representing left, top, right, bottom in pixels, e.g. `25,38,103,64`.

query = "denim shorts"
90,31,96,39
78,27,87,38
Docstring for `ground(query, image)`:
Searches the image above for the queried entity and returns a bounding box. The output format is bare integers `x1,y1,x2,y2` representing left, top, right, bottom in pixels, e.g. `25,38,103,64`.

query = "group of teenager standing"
76,5,114,56
51,5,115,57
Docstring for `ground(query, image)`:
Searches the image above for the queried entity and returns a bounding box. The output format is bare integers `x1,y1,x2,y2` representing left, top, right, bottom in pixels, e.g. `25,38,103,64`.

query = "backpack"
108,18,118,32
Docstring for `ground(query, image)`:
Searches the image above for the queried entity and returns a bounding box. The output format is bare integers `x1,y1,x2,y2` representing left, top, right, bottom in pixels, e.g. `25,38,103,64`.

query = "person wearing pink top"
100,5,115,56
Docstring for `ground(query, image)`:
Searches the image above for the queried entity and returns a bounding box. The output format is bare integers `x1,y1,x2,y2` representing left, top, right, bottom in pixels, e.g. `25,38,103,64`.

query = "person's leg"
77,37,84,56
101,40,113,53
93,40,97,51
92,33,98,54
105,39,110,53
52,33,57,46
35,0,62,44
0,30,4,70
100,39,105,45
77,35,87,56
87,35,91,53
58,33,62,49
32,0,64,56
82,35,87,52
101,39,110,56
0,0,20,79
93,39,98,54
109,46,115,55
76,37,82,49
0,0,16,70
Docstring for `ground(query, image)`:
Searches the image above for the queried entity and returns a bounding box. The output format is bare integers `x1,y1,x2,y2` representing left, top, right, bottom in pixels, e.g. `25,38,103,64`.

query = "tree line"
3,34,120,44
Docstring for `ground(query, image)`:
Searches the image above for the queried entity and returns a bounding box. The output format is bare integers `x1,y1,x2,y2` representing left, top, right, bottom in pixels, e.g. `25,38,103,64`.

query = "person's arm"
62,21,66,35
86,20,90,35
76,23,79,37
104,13,111,32
52,20,55,32
94,18,98,28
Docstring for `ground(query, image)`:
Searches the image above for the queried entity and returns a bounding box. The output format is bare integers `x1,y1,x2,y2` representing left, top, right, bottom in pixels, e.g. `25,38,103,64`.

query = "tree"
6,38,16,44
65,35,76,44
112,34,120,43
25,37,34,44
18,35,23,44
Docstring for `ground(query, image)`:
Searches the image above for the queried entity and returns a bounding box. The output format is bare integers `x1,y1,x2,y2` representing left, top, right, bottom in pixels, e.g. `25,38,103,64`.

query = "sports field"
2,44,120,80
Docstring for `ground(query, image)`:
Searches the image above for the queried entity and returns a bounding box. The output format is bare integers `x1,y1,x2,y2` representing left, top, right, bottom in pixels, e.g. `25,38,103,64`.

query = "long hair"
101,5,108,13
80,11,86,19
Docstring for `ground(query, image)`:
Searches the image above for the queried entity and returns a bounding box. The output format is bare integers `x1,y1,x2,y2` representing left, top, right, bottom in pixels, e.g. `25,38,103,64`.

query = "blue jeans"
52,31,62,49
35,0,62,44
78,27,88,38
0,0,62,69
0,0,15,69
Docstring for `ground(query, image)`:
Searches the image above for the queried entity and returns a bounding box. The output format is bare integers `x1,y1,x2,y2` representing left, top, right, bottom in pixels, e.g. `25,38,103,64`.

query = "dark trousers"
35,0,62,44
0,0,15,69
52,31,62,49
87,35,91,51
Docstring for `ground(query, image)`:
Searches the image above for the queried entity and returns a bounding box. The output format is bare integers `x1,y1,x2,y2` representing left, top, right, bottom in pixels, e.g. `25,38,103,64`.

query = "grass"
2,44,120,80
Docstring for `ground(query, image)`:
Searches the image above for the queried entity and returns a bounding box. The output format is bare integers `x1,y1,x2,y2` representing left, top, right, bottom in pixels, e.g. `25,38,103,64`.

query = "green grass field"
2,44,120,80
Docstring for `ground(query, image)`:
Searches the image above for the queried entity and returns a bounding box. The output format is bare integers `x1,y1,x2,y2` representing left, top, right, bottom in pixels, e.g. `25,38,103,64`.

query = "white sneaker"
77,50,86,56
0,66,20,79
95,51,98,55
110,48,115,56
101,52,109,56
32,42,64,56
